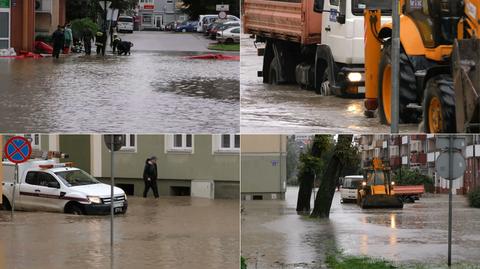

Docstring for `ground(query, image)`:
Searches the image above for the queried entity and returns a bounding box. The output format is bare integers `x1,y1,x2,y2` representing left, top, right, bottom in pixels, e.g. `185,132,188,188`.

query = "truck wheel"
423,74,456,133
66,204,84,215
269,57,280,85
318,68,331,96
1,196,11,210
378,42,420,125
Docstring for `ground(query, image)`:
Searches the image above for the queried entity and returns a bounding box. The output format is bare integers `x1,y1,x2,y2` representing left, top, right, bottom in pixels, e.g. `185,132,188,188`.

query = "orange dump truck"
243,0,391,96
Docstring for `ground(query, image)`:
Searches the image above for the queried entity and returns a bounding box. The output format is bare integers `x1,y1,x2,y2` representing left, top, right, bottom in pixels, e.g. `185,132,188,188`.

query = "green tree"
296,135,333,212
286,135,298,185
67,0,137,21
311,135,357,218
393,168,434,192
182,0,240,20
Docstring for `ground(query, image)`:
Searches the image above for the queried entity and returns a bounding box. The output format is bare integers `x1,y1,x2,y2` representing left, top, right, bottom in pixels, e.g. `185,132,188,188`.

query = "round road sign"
435,152,466,180
4,136,32,164
219,11,227,19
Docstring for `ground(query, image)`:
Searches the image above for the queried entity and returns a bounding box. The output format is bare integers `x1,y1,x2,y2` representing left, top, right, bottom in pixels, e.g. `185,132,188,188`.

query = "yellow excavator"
364,0,480,133
357,158,403,209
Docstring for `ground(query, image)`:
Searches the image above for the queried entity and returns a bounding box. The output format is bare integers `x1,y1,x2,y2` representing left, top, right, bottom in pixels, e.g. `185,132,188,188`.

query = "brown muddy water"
240,35,418,134
0,196,239,269
0,51,239,133
241,186,480,269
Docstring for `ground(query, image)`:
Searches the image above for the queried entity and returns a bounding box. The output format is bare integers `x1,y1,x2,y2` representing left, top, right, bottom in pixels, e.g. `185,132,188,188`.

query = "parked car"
117,15,134,33
209,21,240,39
176,21,198,32
216,26,240,44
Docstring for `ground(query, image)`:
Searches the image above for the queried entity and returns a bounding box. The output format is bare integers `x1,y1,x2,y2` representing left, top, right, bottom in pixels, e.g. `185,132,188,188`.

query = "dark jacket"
143,159,158,182
52,29,65,48
82,29,93,44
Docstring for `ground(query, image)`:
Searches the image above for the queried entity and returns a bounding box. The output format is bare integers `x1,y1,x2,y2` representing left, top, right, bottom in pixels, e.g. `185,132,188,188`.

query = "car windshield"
118,17,133,23
344,178,362,189
55,169,100,187
352,0,391,16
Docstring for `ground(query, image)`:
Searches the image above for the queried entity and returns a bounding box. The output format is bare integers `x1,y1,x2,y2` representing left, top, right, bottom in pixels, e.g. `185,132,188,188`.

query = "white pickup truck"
1,160,128,215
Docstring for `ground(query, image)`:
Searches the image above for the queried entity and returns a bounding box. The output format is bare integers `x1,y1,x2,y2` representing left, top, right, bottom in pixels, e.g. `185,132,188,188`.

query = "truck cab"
340,175,363,202
1,160,128,215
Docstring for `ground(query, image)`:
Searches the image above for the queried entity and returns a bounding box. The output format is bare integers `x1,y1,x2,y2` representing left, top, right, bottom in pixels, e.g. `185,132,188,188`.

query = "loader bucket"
452,39,480,133
360,195,404,209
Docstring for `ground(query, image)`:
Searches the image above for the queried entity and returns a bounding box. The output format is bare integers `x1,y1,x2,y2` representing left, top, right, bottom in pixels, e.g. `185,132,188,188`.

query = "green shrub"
468,188,480,208
70,18,99,40
241,256,247,269
393,168,434,192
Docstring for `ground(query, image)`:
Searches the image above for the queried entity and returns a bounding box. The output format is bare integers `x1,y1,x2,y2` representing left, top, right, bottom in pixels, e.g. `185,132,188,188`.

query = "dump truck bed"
394,185,425,195
243,0,323,44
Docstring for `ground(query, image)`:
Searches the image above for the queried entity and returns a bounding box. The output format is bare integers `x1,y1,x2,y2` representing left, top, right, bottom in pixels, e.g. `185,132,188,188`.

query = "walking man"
51,25,64,59
82,28,93,55
95,31,106,56
143,156,159,198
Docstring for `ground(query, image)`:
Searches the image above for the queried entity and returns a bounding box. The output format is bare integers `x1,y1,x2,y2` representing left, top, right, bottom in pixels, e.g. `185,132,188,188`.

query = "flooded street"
242,187,480,268
0,32,239,133
0,196,239,269
240,35,417,134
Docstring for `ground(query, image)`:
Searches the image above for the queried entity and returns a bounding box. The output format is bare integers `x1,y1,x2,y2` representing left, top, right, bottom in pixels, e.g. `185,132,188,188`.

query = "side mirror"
314,0,325,12
336,14,346,24
48,181,60,189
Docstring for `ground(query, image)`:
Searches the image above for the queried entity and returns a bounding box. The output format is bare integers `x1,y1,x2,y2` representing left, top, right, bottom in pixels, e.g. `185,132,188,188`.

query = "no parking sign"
4,136,32,164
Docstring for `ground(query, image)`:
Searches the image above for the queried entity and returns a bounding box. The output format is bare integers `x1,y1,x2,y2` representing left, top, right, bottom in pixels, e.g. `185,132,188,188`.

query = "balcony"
411,135,427,141
410,153,427,165
390,156,401,168
390,136,401,145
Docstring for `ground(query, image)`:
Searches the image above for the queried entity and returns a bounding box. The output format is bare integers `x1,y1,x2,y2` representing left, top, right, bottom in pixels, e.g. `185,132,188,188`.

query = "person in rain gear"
111,33,122,54
143,156,159,198
63,23,73,54
95,30,106,55
51,25,65,59
82,28,94,55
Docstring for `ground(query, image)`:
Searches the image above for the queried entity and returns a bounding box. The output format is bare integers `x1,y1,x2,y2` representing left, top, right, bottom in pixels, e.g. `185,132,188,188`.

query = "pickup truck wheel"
269,57,280,85
1,196,11,210
66,204,84,215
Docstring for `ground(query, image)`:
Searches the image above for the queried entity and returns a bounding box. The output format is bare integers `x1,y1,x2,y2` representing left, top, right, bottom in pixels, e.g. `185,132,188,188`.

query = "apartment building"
359,134,480,195
241,135,287,200
1,134,240,199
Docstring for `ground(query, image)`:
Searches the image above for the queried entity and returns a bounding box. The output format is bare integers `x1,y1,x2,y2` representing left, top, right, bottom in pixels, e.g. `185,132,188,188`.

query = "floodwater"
0,32,239,133
242,186,480,268
240,35,418,133
0,196,239,269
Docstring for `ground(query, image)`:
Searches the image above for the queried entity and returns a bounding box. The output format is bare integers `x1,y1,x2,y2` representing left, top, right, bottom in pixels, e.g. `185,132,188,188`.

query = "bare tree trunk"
311,135,353,218
296,171,313,212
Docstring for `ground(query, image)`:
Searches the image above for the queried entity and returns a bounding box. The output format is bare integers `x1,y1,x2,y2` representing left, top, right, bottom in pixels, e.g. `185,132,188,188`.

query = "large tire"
423,74,456,133
269,57,280,85
378,42,421,124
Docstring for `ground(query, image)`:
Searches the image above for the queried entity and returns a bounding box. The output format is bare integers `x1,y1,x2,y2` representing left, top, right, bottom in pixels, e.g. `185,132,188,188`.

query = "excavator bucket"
360,195,404,209
452,39,480,133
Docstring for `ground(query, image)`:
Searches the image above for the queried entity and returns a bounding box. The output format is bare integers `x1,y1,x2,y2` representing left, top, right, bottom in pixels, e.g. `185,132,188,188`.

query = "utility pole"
391,0,400,133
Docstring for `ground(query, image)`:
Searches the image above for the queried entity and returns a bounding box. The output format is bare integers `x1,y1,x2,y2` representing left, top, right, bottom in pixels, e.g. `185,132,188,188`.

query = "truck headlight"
347,72,362,82
391,181,395,186
362,181,367,186
88,196,102,204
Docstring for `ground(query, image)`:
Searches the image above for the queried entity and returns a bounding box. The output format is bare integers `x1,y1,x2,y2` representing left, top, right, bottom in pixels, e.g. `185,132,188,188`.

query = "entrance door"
155,16,163,29
0,0,10,49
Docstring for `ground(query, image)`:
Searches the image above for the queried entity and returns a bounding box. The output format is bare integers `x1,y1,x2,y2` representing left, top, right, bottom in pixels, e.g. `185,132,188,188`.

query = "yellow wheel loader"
357,158,403,209
363,0,480,133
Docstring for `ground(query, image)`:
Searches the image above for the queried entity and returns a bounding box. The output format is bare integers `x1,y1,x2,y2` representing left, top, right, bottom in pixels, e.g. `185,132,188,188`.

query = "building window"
166,134,194,153
213,134,240,153
119,134,137,152
20,134,41,150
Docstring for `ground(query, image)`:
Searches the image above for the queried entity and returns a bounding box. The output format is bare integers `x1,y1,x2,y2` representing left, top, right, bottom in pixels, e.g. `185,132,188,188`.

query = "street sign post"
434,135,466,266
4,136,32,219
103,135,125,257
216,4,229,11
218,11,227,19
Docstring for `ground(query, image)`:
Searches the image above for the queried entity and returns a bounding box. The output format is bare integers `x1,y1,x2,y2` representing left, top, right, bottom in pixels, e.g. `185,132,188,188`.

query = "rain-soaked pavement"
240,35,418,134
0,32,239,133
0,196,239,269
242,186,480,268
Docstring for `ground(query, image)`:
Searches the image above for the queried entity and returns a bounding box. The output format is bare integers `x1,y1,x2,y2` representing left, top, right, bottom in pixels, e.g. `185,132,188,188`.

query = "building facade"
0,0,65,52
359,134,480,195
2,134,240,199
137,0,187,30
241,135,287,200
